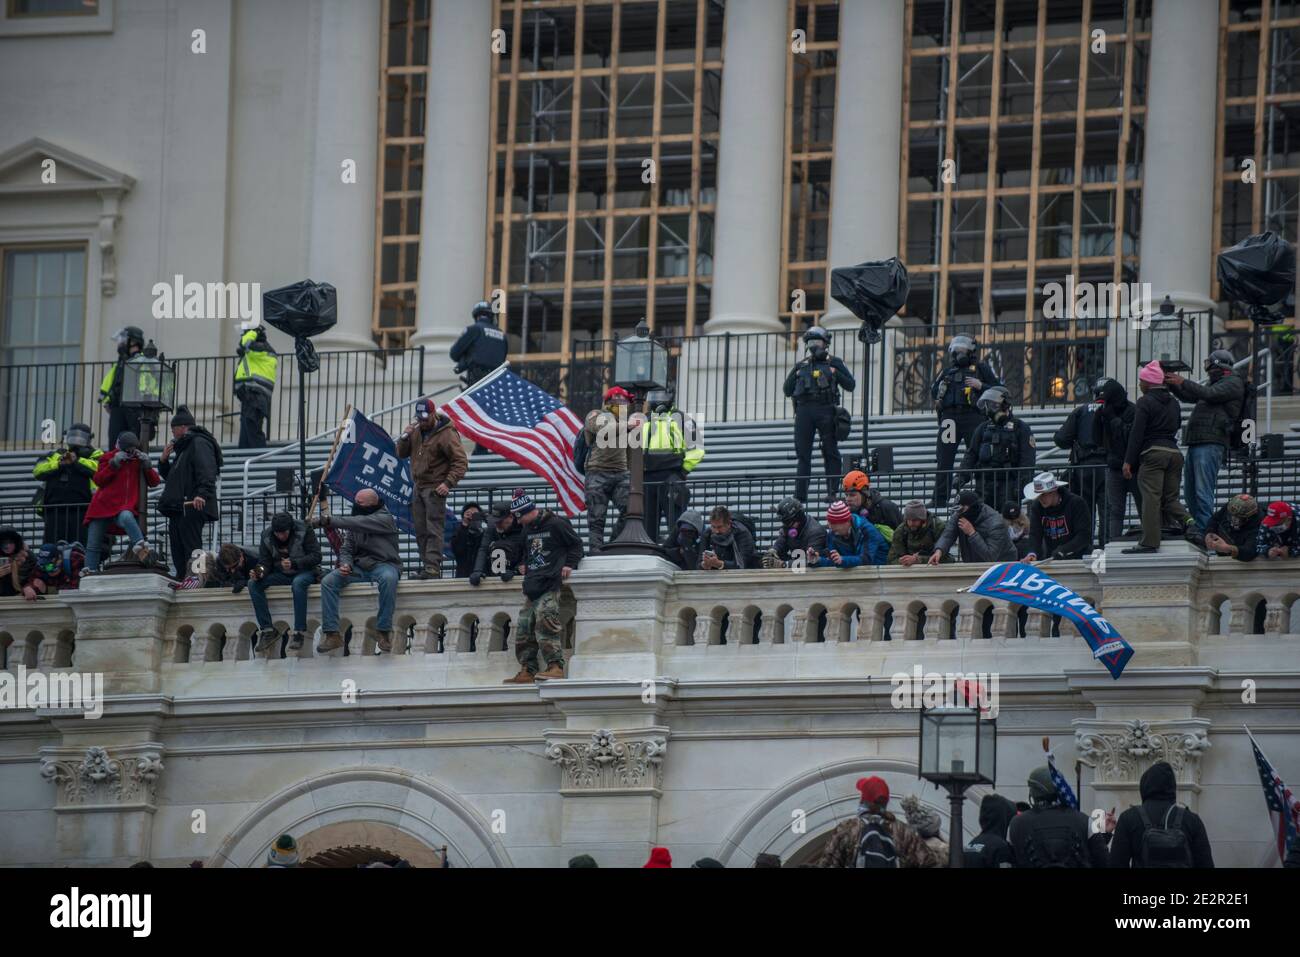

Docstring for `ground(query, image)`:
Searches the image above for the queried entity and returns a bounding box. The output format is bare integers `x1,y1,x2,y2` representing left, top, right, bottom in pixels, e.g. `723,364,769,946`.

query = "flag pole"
307,404,353,520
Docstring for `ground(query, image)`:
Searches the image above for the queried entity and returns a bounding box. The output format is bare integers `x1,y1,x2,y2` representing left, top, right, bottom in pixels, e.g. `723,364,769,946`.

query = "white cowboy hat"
1023,471,1068,502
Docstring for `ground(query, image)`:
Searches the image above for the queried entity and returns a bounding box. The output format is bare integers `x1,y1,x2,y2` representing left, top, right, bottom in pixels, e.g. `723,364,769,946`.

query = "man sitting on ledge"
310,489,401,655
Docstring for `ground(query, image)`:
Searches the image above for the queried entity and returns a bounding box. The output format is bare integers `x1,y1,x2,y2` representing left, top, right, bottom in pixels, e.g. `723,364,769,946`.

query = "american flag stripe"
1247,727,1299,863
449,397,583,505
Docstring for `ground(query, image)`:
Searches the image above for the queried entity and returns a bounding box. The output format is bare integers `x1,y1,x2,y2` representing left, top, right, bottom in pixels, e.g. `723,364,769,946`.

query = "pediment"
0,138,134,196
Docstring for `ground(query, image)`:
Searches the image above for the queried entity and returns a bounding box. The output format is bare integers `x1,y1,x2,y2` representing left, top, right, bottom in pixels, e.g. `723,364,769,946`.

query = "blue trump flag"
969,562,1135,679
324,410,415,536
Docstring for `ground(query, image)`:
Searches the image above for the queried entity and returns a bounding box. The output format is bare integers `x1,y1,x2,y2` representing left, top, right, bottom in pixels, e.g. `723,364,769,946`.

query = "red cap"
643,846,672,868
1262,501,1294,528
604,386,634,403
827,500,853,525
856,776,889,808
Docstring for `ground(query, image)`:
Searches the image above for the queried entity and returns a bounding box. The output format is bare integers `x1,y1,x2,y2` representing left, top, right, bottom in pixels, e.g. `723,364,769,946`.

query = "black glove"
468,572,482,587
111,450,129,467
500,571,515,583
232,583,246,595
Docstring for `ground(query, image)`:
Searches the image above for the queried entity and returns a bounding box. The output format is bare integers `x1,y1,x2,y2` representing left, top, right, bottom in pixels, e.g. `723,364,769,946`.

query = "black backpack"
572,430,589,475
1136,805,1193,868
1024,819,1087,868
855,815,899,868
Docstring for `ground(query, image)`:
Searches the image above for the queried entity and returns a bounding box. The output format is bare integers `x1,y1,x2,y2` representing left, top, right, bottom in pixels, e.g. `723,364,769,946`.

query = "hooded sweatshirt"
1124,387,1181,471
934,503,1018,562
1205,505,1262,561
1026,487,1093,560
521,509,584,600
158,426,224,521
1093,379,1137,470
1108,762,1214,868
964,794,1016,868
771,515,827,561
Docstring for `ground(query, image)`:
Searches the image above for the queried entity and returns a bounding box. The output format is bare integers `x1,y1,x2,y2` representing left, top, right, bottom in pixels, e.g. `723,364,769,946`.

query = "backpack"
730,512,761,568
1024,819,1087,868
855,815,899,868
1229,383,1257,452
1136,805,1193,868
572,430,589,475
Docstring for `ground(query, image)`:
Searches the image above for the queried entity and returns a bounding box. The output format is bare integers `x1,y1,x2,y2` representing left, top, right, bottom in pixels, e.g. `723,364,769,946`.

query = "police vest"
978,421,1022,467
235,330,277,395
792,359,838,403
470,324,508,368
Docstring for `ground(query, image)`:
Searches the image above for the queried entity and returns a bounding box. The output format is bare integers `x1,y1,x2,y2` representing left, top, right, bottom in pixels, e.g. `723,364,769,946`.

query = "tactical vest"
979,421,1021,467
792,358,838,404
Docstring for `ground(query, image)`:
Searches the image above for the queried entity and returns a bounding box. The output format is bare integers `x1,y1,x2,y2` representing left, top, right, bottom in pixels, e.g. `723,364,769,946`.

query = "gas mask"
807,342,828,361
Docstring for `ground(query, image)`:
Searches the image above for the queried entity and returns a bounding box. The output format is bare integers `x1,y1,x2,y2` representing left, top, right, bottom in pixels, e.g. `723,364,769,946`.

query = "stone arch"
209,766,512,869
675,607,696,646
773,603,794,644
428,613,448,653
297,821,447,867
805,602,827,643
834,602,861,643
739,604,762,644
487,612,512,653
713,756,987,868
939,599,960,640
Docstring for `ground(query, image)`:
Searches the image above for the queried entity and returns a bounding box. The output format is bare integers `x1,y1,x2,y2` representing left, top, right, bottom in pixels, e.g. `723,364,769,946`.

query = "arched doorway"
296,821,448,868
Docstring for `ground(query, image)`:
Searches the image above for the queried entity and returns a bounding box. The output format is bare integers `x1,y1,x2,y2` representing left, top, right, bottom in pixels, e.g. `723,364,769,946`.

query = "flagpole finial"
1041,736,1050,753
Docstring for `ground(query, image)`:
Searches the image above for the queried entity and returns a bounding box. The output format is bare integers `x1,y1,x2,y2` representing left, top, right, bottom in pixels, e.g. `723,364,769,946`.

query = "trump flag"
969,562,1135,679
324,410,415,535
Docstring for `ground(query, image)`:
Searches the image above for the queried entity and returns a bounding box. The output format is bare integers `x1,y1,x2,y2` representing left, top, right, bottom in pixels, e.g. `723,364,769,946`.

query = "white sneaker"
132,540,152,561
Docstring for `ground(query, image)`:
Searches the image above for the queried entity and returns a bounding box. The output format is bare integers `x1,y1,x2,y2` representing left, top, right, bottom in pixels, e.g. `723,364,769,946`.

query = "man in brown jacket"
397,398,469,578
582,386,633,551
814,776,937,868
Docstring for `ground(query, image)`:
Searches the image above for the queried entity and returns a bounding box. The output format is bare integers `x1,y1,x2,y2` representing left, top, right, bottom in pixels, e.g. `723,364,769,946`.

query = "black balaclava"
351,497,384,516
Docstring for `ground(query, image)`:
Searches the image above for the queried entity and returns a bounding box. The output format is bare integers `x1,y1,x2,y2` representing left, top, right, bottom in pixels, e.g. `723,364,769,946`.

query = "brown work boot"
255,627,280,654
534,663,566,681
375,630,393,653
502,669,535,684
317,630,344,653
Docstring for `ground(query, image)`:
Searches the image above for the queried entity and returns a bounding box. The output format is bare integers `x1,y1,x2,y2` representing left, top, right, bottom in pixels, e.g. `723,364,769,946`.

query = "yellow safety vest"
235,330,277,395
639,413,705,473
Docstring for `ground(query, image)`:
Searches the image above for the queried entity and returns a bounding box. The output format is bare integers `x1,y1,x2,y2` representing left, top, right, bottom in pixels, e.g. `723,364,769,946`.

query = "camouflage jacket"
814,812,937,868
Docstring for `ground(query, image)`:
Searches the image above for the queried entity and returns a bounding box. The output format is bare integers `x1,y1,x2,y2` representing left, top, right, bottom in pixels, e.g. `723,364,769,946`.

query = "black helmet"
64,423,93,449
646,388,674,413
775,497,805,525
472,300,494,322
976,385,1011,418
114,326,145,349
802,326,831,346
1091,376,1114,401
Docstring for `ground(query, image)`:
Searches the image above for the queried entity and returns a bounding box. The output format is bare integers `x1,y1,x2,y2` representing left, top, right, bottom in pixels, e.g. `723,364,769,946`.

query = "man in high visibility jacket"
32,423,102,545
638,389,705,542
234,325,277,448
99,326,145,447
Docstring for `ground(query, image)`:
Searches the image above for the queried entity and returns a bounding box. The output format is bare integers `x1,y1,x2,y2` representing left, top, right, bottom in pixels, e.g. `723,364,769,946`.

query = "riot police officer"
449,300,508,386
930,335,1001,508
99,326,146,448
957,385,1036,511
784,327,855,503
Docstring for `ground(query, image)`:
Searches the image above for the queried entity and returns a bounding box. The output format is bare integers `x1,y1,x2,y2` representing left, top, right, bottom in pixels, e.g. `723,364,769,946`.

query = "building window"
8,0,98,15
895,0,1152,409
0,245,87,441
485,0,725,378
1214,0,1300,323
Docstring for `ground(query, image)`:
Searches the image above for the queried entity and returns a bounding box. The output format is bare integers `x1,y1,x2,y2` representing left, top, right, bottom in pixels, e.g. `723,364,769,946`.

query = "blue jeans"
247,569,315,631
85,511,143,571
1184,443,1224,529
320,562,399,633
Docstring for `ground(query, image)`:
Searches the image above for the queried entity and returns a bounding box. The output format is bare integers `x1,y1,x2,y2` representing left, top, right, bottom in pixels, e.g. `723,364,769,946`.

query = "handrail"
240,383,461,532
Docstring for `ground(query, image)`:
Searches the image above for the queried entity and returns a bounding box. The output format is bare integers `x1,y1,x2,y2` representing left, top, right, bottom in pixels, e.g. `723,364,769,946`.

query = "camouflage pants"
515,586,575,672
585,469,630,550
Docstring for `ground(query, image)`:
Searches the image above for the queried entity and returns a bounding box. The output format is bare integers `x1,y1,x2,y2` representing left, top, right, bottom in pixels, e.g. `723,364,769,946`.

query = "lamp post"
101,345,176,574
917,705,997,868
601,320,670,557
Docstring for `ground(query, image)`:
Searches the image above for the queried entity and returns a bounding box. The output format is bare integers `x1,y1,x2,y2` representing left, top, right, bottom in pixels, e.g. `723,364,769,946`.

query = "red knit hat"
643,846,673,868
827,500,853,525
856,776,889,808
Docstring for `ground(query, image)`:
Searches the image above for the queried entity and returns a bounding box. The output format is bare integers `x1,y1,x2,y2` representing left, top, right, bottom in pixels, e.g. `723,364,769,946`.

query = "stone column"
1124,0,1219,375
305,0,383,354
410,0,493,391
61,574,174,694
821,0,905,332
703,0,788,334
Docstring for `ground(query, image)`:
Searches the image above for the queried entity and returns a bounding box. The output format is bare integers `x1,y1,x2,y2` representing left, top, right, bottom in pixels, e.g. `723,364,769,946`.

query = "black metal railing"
0,347,425,449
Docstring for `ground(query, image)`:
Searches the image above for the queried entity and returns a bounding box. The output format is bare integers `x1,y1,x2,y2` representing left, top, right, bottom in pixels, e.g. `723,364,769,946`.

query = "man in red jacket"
84,431,160,572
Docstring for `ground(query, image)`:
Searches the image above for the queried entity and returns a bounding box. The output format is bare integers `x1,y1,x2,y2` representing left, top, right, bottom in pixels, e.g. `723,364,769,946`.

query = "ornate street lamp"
602,320,670,556
1137,296,1195,374
918,706,996,868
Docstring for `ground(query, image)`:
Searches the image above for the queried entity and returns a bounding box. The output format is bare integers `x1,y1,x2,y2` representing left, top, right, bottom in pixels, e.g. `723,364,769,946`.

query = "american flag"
1045,746,1080,810
1246,726,1299,864
442,366,585,516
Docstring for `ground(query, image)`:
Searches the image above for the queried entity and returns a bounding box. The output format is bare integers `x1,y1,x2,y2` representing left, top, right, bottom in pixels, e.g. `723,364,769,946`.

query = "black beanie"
171,405,196,428
271,513,294,534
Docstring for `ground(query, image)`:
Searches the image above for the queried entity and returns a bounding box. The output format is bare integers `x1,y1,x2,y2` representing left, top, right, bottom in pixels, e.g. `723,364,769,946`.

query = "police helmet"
775,497,805,525
646,388,674,413
113,326,145,349
64,424,93,449
803,326,831,346
472,300,494,322
948,334,976,356
976,385,1011,417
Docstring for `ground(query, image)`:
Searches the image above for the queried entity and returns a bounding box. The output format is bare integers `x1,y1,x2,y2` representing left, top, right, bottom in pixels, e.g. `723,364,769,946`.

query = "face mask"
954,352,972,366
352,500,382,516
992,410,1009,423
808,343,827,360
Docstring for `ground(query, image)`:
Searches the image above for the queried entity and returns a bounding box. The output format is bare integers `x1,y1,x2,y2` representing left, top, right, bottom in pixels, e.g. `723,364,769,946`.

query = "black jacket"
700,524,757,570
258,519,322,577
1009,803,1109,868
784,355,855,406
1124,388,1181,470
1093,380,1137,470
206,545,260,590
1170,369,1245,449
772,516,827,560
964,794,1017,868
858,493,903,531
450,518,484,577
1205,506,1261,561
473,523,525,579
1108,763,1214,868
1026,488,1093,560
1055,402,1109,465
158,427,223,522
522,510,584,600
449,320,508,371
931,360,1001,413
960,416,1036,498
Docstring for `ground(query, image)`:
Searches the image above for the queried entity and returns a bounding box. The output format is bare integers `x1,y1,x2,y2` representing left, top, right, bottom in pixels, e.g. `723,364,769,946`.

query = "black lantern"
918,706,996,867
613,319,667,392
1137,297,1195,374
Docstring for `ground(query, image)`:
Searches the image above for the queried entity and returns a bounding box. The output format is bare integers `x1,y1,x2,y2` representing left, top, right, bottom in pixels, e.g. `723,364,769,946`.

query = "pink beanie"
1138,360,1166,385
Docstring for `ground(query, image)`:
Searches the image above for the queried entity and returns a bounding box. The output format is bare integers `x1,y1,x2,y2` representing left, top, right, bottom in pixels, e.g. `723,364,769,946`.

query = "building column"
821,0,905,333
410,0,493,390
305,0,383,354
1137,0,1219,318
703,0,788,334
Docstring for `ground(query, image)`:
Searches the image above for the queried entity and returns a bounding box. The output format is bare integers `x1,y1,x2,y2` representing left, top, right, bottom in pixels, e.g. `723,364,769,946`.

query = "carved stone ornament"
40,746,164,806
1075,720,1210,785
545,729,667,791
